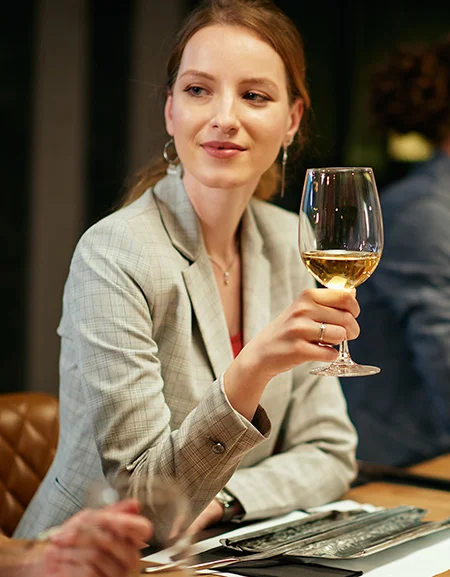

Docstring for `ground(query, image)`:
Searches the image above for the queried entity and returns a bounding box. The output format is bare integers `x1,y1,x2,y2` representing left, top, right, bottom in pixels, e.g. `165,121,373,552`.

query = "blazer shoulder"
76,189,167,252
70,189,179,282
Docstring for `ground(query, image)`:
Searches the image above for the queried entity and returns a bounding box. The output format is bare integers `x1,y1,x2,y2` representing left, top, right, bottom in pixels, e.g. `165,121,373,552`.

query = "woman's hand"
41,499,152,577
246,287,360,377
186,499,223,535
224,288,360,420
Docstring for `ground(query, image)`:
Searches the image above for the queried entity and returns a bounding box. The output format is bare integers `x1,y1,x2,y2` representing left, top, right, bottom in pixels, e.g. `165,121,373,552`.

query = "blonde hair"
120,0,310,208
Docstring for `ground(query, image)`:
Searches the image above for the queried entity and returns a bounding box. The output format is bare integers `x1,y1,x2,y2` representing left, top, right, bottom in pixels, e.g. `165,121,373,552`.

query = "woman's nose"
210,96,240,133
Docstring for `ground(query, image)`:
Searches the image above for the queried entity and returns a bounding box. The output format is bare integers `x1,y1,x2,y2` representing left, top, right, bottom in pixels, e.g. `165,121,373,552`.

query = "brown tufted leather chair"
0,392,59,536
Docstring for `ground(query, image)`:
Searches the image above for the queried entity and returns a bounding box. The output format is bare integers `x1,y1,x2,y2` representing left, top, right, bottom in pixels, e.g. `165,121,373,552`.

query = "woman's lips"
201,141,246,159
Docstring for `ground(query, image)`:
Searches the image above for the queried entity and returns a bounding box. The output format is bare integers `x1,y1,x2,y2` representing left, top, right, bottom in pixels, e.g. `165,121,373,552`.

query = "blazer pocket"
55,477,84,509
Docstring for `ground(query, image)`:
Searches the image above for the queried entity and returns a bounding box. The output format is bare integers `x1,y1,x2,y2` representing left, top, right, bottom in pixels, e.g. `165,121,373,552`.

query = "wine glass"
299,167,384,377
86,474,194,571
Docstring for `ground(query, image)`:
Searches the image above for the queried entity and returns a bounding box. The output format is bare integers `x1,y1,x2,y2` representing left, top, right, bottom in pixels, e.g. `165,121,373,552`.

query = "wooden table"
346,454,450,521
345,454,450,576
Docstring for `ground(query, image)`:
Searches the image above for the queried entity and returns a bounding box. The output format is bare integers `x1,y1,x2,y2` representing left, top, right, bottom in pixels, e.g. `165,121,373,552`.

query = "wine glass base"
309,362,381,378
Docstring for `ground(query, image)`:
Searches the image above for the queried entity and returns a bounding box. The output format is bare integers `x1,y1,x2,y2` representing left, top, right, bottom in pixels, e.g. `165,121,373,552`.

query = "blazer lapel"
153,170,233,379
183,254,234,378
153,167,200,262
241,203,271,344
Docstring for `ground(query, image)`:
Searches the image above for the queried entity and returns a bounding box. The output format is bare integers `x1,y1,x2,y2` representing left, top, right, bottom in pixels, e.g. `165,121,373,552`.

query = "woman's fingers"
187,499,222,534
309,321,347,346
47,503,153,577
55,506,152,548
293,288,360,341
104,498,141,515
300,287,360,317
94,511,152,546
293,340,339,363
309,312,359,341
48,526,140,577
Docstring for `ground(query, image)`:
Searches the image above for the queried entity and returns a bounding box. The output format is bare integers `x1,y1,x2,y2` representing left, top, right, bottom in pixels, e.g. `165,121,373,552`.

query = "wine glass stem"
337,339,355,365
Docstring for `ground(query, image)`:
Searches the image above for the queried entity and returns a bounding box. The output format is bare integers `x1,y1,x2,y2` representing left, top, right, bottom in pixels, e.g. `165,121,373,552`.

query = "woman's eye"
244,92,270,104
185,86,207,97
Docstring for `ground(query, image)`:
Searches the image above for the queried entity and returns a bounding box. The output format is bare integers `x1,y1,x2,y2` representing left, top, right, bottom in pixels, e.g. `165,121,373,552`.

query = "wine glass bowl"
140,476,192,550
135,476,194,574
299,167,384,377
86,474,194,570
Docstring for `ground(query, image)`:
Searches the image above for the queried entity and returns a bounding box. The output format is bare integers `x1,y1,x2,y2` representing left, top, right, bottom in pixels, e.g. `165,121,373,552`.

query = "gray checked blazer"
15,167,357,538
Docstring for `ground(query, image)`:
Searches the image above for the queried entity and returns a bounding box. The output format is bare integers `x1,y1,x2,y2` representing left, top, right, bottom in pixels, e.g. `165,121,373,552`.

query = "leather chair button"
212,441,225,454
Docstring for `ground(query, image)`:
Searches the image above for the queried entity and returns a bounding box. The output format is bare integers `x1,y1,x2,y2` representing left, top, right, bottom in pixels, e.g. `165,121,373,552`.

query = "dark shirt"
342,152,450,466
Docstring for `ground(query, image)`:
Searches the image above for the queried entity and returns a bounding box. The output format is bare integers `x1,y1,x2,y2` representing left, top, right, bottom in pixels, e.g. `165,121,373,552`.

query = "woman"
343,35,450,466
16,0,358,538
1,499,151,577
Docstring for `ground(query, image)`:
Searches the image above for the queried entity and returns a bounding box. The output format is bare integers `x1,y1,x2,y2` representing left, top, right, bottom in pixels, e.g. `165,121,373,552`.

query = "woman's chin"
204,179,245,190
198,172,254,191
183,166,258,192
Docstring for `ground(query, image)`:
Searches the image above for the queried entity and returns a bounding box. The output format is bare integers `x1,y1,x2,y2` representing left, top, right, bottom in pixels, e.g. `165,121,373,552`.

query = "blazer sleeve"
61,219,270,520
225,246,358,521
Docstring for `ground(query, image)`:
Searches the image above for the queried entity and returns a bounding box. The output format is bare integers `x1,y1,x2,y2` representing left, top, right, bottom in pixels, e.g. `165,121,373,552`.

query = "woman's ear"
286,98,304,144
164,93,174,136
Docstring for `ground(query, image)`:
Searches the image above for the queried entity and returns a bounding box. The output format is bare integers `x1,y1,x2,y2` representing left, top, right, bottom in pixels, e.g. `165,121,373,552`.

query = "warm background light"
387,131,434,162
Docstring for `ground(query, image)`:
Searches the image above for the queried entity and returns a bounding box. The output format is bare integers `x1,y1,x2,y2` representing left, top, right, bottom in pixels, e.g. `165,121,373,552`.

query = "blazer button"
212,441,225,454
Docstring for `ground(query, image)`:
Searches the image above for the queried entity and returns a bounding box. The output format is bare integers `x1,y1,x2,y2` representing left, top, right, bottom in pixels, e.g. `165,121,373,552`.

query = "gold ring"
318,322,326,344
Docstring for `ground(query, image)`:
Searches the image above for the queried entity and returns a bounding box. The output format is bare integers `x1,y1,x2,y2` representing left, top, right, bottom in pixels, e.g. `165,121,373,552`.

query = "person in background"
0,499,151,577
16,0,358,539
342,35,450,466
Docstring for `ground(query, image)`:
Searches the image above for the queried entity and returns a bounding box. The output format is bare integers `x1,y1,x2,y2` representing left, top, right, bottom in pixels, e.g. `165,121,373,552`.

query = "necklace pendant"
224,271,230,285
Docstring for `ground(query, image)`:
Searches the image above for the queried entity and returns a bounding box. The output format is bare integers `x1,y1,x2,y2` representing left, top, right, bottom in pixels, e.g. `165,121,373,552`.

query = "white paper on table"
142,499,450,577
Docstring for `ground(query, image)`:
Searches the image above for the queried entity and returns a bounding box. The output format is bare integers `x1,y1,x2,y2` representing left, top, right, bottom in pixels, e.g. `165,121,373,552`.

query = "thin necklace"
208,251,239,286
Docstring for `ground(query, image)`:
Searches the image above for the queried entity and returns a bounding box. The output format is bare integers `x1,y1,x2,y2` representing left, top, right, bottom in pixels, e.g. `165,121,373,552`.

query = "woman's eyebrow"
179,69,215,81
240,77,279,92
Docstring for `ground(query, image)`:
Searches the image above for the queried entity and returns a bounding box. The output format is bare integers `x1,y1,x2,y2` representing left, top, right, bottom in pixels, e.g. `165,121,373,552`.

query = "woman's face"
165,24,303,192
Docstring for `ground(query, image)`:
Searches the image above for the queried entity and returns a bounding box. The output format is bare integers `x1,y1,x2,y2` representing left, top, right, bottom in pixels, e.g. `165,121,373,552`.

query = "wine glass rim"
307,166,373,172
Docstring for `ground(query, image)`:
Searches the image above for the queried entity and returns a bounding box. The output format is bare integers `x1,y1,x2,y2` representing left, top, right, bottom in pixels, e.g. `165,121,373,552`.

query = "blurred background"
2,0,448,396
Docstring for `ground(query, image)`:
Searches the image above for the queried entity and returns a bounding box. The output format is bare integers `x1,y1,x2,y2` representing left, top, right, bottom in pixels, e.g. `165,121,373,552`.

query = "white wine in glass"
299,167,384,377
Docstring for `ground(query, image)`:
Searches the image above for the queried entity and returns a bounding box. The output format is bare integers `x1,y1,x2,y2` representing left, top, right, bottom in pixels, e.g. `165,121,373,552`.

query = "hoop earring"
163,138,179,175
280,144,289,198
